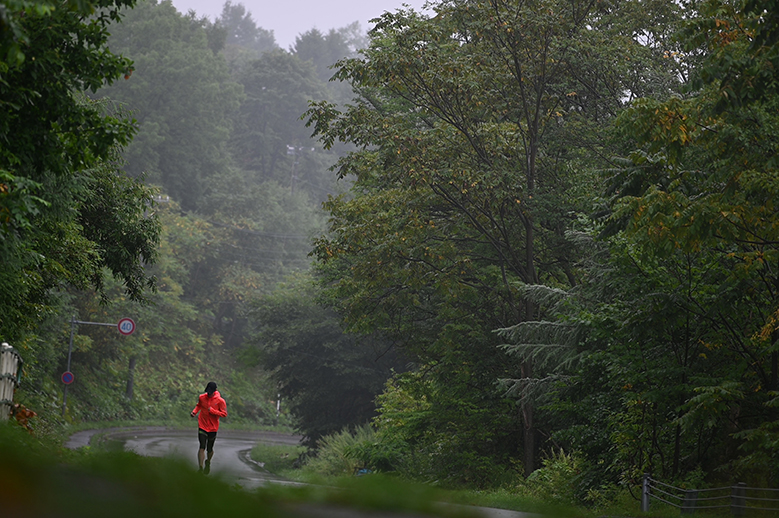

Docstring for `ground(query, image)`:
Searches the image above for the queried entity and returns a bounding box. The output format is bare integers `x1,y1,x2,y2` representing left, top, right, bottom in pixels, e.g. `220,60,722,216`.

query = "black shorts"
198,428,217,452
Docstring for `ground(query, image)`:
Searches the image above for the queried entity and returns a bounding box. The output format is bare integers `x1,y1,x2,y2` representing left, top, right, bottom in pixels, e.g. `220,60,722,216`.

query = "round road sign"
62,371,74,385
118,317,136,336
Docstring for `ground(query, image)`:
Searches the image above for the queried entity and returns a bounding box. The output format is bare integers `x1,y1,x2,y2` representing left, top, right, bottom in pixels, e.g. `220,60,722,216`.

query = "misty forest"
2,0,779,510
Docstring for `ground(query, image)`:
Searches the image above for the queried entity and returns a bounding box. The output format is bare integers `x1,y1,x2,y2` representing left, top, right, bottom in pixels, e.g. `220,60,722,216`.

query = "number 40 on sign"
118,317,135,336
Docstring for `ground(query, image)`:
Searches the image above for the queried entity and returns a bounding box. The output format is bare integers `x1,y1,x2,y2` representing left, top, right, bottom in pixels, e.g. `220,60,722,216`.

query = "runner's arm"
209,400,227,417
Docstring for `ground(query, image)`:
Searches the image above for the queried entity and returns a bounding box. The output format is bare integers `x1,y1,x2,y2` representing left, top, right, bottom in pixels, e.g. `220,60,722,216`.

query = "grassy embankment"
249,439,751,518
250,441,621,518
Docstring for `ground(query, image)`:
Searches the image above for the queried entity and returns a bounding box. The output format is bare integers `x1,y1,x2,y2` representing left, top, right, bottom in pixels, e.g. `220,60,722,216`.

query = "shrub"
303,425,376,477
519,448,585,505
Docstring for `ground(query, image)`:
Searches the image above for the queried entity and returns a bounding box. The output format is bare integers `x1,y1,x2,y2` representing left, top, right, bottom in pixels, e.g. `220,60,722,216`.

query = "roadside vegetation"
250,426,609,517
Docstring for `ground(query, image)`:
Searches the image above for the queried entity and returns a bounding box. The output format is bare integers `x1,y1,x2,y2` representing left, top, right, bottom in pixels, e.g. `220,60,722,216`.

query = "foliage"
12,0,779,507
217,0,276,54
293,26,356,83
89,0,332,368
0,0,54,66
370,371,521,489
316,475,481,518
599,0,779,484
304,0,682,480
13,201,278,426
263,473,486,518
301,425,376,477
11,403,38,431
229,50,327,193
243,272,407,445
733,396,779,483
8,0,334,430
0,0,161,345
292,24,367,105
95,0,242,211
520,449,585,506
453,487,587,518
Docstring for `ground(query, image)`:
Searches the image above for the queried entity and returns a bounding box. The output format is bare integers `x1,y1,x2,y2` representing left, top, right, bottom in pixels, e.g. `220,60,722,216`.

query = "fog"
170,0,430,49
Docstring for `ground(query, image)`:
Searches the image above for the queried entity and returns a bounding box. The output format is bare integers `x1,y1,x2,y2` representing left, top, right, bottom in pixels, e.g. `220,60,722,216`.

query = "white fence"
643,474,779,515
0,342,23,421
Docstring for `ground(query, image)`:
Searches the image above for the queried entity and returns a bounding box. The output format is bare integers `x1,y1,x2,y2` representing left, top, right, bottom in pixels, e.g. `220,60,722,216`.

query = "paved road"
69,427,302,490
67,428,539,518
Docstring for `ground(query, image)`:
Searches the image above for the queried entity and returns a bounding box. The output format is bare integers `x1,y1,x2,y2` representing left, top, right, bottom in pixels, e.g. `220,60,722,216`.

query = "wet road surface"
69,428,303,489
66,428,538,517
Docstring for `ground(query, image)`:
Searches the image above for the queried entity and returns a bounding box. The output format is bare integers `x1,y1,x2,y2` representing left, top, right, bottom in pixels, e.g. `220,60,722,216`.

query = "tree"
96,0,242,211
292,23,367,106
600,0,779,481
217,0,276,53
214,1,279,78
188,172,325,349
293,25,358,83
244,272,407,446
306,0,677,475
16,199,280,424
528,233,759,485
0,0,160,343
230,50,327,190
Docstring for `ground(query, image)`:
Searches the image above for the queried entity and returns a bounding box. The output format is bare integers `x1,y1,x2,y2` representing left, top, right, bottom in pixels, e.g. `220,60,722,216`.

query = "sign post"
61,316,135,416
118,318,136,336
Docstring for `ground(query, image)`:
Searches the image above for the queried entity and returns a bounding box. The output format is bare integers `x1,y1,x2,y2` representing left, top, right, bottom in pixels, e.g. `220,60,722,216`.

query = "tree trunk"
521,360,535,475
521,127,539,475
672,422,681,477
126,356,137,400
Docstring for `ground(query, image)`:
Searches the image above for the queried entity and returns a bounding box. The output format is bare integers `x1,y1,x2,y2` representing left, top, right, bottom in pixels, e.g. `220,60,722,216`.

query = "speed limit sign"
118,317,136,336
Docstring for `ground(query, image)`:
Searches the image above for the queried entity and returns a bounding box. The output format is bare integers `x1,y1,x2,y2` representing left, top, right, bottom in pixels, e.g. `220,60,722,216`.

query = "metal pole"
731,482,746,516
682,489,698,515
62,315,76,417
60,316,132,417
642,473,651,513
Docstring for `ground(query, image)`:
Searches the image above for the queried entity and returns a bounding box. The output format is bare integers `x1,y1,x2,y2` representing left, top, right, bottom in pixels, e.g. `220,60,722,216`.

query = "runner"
190,381,228,474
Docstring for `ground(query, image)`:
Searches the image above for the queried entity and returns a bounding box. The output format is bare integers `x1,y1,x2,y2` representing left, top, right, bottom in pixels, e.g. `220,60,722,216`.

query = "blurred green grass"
1,423,285,518
262,475,485,518
5,421,631,518
250,441,307,475
247,437,596,518
0,424,484,518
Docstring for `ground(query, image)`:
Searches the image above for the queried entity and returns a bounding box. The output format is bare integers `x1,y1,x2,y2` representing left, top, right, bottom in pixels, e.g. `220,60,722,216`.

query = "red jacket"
191,390,227,432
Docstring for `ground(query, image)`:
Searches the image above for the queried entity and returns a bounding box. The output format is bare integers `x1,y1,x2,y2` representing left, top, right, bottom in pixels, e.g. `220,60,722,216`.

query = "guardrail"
642,474,779,515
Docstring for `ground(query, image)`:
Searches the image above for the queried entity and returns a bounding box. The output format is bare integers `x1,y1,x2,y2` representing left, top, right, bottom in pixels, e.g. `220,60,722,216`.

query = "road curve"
67,427,304,489
66,428,539,518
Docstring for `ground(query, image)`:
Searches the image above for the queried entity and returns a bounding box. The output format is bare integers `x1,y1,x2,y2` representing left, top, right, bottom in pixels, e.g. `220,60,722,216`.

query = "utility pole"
287,145,301,195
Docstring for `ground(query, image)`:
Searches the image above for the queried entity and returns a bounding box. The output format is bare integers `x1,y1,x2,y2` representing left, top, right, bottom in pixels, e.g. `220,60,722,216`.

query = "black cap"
205,381,217,395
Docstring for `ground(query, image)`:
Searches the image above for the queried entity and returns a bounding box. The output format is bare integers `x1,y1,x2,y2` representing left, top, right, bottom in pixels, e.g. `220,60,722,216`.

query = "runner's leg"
197,429,208,470
204,432,216,474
